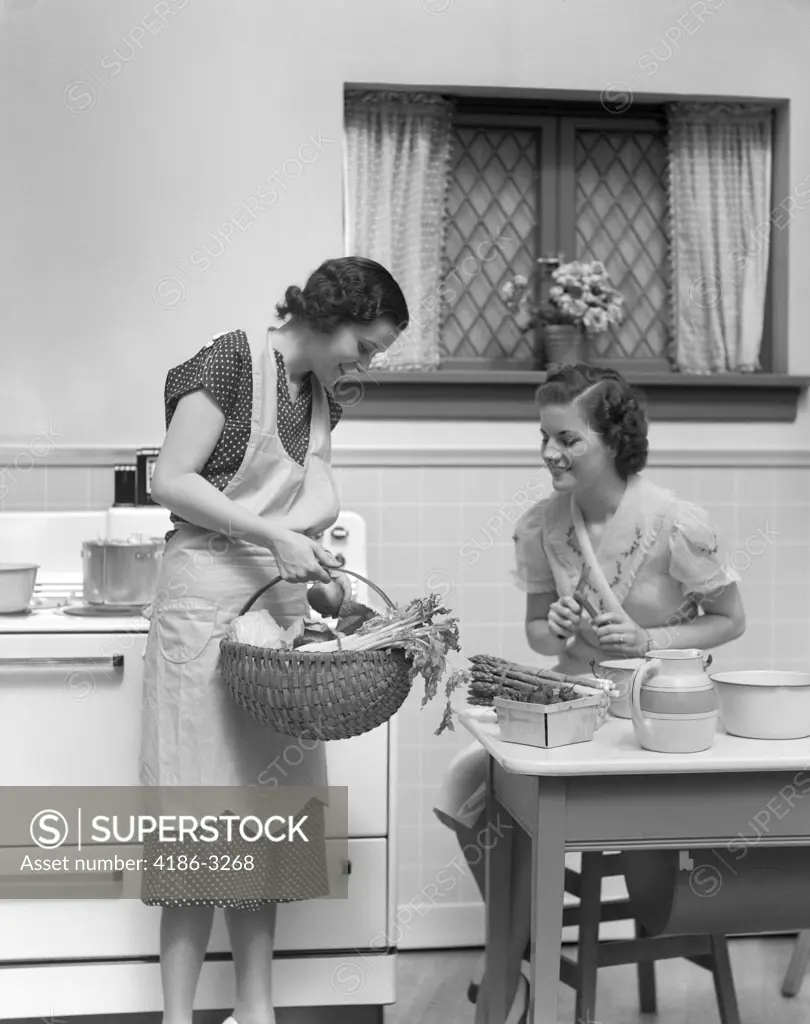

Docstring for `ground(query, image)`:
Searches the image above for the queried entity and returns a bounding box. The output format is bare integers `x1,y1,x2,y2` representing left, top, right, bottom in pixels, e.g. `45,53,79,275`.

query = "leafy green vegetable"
297,593,463,732
433,668,469,735
336,600,377,636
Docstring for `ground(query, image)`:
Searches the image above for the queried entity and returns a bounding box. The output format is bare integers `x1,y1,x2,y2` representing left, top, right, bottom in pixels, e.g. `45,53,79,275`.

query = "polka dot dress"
140,797,330,910
163,330,342,541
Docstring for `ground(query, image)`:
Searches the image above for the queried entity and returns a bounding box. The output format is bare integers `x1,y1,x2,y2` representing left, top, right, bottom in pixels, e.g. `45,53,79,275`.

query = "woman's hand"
264,528,339,584
592,610,651,657
547,596,582,641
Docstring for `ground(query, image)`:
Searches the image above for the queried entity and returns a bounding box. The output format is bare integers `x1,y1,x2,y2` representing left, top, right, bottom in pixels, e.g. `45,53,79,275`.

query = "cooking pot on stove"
82,537,164,607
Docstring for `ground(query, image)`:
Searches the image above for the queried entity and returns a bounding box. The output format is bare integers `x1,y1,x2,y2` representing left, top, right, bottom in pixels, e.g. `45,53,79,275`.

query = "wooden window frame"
342,93,808,421
561,114,672,372
439,113,558,369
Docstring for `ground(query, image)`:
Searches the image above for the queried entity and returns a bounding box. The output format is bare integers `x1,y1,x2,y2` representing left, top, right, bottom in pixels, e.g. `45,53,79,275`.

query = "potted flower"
501,258,624,370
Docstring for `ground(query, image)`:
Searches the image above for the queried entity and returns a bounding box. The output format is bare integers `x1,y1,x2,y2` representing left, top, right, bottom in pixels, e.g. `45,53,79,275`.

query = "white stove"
0,508,395,1022
0,606,146,633
0,508,370,632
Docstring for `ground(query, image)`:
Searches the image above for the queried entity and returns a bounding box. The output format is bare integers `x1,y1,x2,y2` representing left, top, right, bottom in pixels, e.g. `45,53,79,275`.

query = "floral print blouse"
512,474,740,674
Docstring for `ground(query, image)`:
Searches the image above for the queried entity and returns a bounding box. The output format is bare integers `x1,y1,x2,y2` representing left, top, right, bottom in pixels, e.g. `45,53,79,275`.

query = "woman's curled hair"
535,364,649,478
276,256,409,334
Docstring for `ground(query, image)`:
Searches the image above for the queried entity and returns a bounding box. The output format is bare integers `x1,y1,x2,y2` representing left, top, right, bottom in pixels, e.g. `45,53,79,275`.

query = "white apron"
139,327,340,791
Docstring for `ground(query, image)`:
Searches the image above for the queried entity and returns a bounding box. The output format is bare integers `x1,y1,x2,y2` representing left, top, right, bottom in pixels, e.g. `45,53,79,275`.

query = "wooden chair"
469,849,742,1022
781,929,810,997
563,851,741,1024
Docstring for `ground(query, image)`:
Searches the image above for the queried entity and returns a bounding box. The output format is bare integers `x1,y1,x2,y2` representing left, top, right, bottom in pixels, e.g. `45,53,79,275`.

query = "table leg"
782,930,810,997
527,777,566,1024
476,756,516,1024
574,852,603,1024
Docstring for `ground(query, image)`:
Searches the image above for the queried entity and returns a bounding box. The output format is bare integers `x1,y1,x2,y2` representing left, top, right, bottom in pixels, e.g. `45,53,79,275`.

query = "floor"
388,939,810,1023
6,938,810,1023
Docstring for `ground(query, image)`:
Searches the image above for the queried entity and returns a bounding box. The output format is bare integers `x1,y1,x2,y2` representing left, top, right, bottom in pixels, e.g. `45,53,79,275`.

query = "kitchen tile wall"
2,460,809,947
0,467,115,512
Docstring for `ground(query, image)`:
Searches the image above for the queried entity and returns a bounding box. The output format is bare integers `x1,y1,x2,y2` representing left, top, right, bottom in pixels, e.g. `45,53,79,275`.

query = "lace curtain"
667,102,773,373
344,91,455,370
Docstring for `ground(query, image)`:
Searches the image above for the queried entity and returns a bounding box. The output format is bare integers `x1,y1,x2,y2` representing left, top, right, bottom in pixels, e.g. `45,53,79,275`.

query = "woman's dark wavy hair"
275,256,409,334
535,364,649,479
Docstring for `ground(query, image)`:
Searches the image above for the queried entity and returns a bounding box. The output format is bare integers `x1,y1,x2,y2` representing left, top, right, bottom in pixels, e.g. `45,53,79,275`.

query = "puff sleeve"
165,331,250,425
668,500,741,599
511,500,556,594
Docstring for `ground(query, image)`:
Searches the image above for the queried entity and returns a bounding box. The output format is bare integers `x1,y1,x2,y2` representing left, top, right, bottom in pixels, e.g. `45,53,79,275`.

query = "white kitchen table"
460,707,810,1024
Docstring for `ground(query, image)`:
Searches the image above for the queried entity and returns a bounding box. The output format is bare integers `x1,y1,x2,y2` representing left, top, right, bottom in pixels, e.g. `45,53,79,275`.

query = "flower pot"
543,325,584,371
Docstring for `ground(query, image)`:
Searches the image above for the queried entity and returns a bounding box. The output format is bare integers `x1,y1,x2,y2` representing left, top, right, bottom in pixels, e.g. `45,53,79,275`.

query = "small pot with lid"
82,536,165,607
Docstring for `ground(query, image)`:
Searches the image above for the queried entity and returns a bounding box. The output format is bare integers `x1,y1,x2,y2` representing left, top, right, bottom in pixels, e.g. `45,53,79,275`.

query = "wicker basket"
219,569,413,741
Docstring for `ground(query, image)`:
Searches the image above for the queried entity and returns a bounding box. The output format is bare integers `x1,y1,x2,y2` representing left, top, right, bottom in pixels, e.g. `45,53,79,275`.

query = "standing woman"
434,364,746,1022
139,256,406,1024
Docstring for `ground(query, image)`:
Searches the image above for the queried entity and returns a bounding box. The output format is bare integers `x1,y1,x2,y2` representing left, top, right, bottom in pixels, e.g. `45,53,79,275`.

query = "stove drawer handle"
0,655,124,668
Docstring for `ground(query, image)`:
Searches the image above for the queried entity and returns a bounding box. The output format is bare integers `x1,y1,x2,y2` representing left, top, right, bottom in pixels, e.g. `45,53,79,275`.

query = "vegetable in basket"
226,610,304,649
336,598,377,636
227,574,376,650
306,572,353,618
295,593,468,734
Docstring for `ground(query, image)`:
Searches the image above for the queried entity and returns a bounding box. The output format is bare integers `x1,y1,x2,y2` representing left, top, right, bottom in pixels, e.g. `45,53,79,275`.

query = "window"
341,90,805,420
441,100,671,370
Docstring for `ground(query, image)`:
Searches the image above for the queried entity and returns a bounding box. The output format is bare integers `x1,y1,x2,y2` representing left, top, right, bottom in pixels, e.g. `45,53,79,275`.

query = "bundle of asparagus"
466,654,612,707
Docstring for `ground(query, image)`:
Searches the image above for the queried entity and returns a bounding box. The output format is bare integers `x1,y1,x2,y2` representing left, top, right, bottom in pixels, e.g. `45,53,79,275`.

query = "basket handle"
237,567,396,618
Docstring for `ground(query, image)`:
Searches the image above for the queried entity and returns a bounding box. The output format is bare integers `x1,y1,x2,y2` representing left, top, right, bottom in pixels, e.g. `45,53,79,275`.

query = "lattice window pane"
441,127,539,362
575,129,671,362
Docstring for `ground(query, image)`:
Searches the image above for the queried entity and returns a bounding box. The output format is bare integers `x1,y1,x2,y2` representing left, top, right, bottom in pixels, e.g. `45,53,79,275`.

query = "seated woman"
434,364,746,1022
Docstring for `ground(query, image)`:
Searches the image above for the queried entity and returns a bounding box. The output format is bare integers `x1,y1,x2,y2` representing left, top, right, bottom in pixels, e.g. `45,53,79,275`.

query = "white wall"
1,0,808,448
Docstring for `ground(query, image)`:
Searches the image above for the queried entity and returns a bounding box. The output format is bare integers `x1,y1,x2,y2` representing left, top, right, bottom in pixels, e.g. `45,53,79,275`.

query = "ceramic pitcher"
630,649,718,754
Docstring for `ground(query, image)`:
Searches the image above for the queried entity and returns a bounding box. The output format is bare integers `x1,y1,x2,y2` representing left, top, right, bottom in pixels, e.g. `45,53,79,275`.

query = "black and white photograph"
1,0,809,1021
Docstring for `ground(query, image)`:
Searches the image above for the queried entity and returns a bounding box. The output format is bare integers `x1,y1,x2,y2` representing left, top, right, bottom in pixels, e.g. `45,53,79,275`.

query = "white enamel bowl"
710,671,810,740
0,563,39,614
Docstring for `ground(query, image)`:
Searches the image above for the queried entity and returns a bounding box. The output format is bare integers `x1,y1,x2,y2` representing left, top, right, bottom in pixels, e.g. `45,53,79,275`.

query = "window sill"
339,370,810,422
